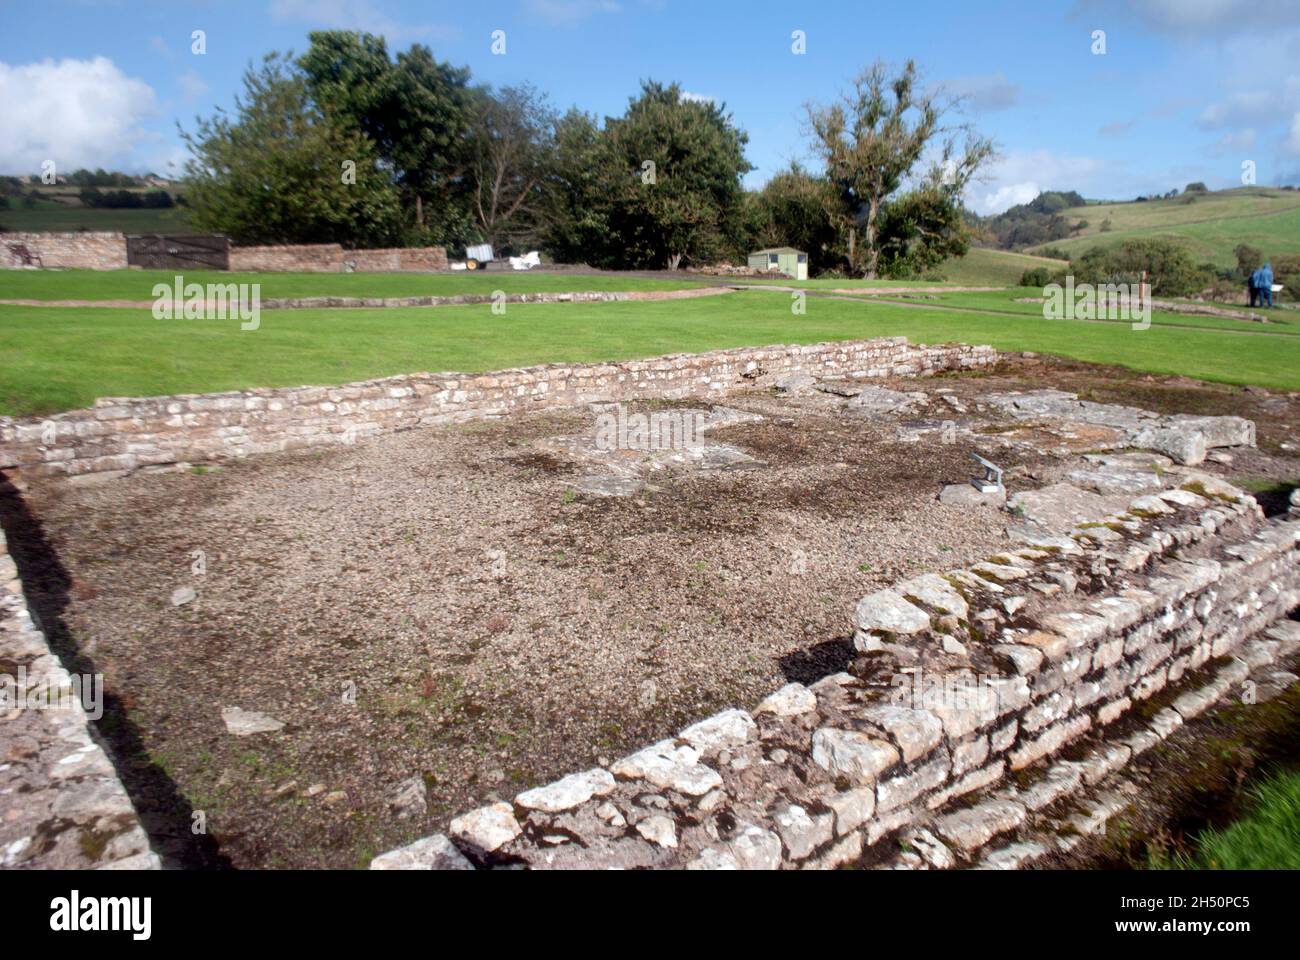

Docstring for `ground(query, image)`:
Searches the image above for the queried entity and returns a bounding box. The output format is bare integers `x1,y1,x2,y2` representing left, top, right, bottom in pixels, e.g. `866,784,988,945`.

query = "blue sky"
3,0,1300,212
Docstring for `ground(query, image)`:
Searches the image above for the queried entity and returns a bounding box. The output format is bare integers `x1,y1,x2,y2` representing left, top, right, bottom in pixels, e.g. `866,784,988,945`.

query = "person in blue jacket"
1248,267,1261,307
1259,262,1275,307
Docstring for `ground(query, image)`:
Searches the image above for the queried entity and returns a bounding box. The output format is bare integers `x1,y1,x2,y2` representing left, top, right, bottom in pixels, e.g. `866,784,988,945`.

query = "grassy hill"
939,246,1066,285
1026,187,1300,267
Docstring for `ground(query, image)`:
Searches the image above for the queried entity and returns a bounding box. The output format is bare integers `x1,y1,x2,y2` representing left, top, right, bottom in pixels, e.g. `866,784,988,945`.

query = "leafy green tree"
541,109,610,263
876,185,970,277
1072,238,1209,296
299,31,476,245
467,84,557,252
181,54,403,246
597,82,752,269
806,60,992,278
741,163,843,272
1234,243,1263,279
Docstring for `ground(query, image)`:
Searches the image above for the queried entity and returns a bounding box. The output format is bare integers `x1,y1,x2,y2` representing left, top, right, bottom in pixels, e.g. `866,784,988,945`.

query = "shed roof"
749,247,806,255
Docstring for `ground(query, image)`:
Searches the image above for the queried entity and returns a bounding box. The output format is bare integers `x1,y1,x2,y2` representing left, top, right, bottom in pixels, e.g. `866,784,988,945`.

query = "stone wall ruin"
372,472,1300,870
0,337,997,480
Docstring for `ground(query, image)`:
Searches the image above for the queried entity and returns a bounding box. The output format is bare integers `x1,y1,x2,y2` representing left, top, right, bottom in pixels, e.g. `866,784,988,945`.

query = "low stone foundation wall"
0,525,159,868
228,243,448,273
227,243,343,272
1,232,127,270
347,247,448,272
0,337,997,479
371,475,1300,869
1,236,449,273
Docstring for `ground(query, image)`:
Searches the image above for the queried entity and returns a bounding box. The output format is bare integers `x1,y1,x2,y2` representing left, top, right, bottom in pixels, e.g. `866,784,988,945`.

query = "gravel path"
16,385,1031,867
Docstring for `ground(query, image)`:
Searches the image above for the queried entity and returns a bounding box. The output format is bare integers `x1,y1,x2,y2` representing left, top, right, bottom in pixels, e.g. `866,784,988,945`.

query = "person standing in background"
1260,262,1275,308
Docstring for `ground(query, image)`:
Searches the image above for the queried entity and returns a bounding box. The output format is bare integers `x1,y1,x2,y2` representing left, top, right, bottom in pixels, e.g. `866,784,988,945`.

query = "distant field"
1027,187,1300,266
4,289,1300,417
0,269,704,301
937,247,1066,285
0,205,193,233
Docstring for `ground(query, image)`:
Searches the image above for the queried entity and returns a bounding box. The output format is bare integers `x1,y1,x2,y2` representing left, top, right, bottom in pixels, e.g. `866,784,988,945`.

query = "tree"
741,163,843,272
876,185,969,277
467,84,556,252
1071,238,1209,296
1234,243,1263,279
541,109,608,263
598,81,752,269
299,31,476,245
1185,181,1209,193
806,61,992,278
181,54,403,246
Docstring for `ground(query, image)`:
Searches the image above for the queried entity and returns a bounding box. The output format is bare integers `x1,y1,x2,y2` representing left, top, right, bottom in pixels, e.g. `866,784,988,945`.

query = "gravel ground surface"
5,356,1298,869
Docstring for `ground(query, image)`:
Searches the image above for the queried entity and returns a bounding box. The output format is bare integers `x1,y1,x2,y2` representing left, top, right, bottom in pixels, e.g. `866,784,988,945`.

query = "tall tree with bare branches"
807,60,992,278
468,84,556,252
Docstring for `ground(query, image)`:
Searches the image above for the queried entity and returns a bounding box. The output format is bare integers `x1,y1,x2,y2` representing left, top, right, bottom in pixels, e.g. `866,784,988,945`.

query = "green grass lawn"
1028,187,1300,267
886,288,1300,336
0,268,706,301
1150,770,1300,870
5,289,1300,417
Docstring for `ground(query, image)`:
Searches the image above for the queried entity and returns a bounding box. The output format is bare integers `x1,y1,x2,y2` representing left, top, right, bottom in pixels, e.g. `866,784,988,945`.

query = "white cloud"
945,72,1022,113
1214,128,1258,153
1079,0,1300,36
681,91,716,104
523,0,622,26
177,71,209,104
268,0,457,43
0,57,157,175
1287,113,1300,154
1198,90,1278,130
975,182,1042,215
968,150,1106,214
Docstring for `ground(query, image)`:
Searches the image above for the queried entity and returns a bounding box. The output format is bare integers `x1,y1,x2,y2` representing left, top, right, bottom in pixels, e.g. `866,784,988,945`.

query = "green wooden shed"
747,246,808,280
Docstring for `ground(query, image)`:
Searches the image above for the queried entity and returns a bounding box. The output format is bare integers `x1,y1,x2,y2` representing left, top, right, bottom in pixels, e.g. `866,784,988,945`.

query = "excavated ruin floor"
3,355,1298,869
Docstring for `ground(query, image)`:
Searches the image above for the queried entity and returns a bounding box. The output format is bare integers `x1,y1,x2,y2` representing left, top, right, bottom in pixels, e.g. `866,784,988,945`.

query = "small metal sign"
970,453,1003,493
